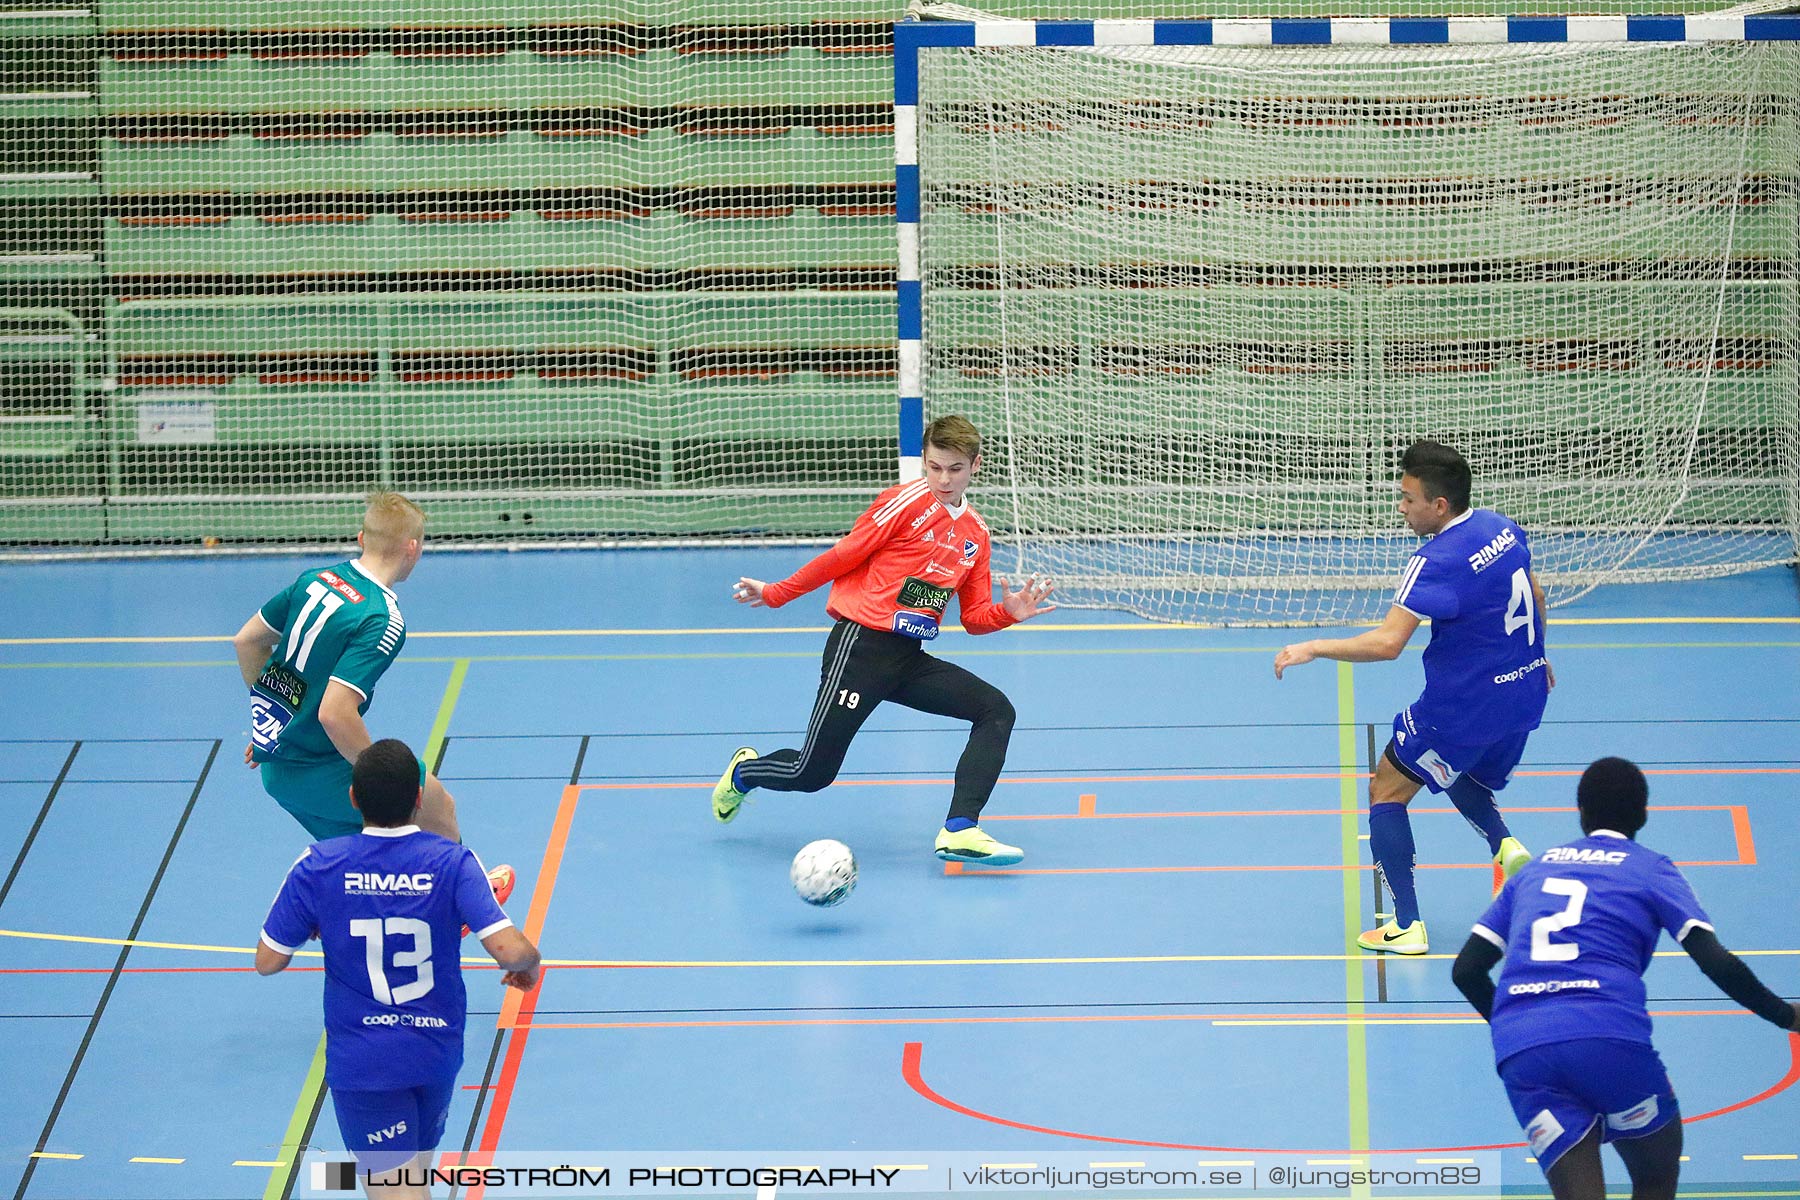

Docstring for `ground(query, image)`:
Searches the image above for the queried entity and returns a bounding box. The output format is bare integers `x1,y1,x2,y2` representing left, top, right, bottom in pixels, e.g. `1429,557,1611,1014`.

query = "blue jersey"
1474,831,1712,1062
1392,508,1549,743
262,826,512,1090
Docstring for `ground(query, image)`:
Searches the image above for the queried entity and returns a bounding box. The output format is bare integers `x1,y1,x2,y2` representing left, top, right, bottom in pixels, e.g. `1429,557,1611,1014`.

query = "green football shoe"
1357,918,1428,955
1495,836,1532,879
1493,835,1532,896
712,747,756,823
934,824,1023,866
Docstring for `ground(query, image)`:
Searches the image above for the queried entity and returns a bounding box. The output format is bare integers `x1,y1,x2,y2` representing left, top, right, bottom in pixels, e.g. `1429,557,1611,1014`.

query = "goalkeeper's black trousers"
735,618,1016,824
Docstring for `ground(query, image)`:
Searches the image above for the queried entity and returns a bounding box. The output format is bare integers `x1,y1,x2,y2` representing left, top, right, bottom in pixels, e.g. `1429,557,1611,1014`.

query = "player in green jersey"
233,493,464,843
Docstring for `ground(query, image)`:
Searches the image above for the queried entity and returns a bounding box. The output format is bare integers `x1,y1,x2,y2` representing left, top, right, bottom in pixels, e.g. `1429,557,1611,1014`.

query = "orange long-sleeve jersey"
760,479,1015,639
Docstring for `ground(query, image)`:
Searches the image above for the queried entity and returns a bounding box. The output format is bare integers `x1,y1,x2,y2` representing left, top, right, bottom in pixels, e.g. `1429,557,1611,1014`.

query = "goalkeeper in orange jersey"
711,415,1056,864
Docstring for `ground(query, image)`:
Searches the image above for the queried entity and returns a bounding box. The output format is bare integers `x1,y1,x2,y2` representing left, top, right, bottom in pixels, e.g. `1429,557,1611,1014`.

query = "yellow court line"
130,1157,185,1165
29,1152,81,1161
3,614,1797,647
234,1160,288,1168
0,927,309,958
4,925,1797,968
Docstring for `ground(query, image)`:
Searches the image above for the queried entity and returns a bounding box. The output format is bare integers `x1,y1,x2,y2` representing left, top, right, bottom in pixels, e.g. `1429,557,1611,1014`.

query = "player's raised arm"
1275,605,1420,678
997,575,1056,624
753,490,908,610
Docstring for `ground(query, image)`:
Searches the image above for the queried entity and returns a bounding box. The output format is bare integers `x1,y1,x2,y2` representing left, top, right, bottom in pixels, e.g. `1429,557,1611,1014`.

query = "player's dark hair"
352,738,423,828
1401,440,1472,513
1577,756,1649,837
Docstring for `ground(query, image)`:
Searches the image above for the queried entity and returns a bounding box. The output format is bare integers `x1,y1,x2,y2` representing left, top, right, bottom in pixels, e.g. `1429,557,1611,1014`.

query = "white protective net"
915,36,1800,624
2,3,900,550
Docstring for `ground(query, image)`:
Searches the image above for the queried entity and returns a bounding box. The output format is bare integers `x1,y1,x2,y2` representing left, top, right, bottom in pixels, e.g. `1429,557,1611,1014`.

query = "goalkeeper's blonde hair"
361,492,425,556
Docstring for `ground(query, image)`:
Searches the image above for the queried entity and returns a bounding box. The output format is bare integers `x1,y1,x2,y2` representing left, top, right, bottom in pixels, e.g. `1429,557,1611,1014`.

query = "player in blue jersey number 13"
258,739,542,1200
1275,441,1552,954
1453,758,1796,1200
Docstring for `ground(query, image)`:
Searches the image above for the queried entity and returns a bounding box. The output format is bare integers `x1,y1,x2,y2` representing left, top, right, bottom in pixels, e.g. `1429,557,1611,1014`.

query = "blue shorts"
331,1078,455,1173
1498,1039,1678,1172
1388,708,1529,794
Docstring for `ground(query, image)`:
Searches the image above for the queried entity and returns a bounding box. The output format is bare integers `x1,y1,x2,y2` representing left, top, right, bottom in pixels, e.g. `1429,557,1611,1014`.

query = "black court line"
0,742,79,914
1366,724,1387,1005
0,737,220,744
451,735,588,1200
0,778,209,787
12,739,218,1200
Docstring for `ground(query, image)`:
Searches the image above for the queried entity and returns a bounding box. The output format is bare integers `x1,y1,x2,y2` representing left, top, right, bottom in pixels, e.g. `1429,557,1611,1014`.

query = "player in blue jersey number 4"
257,739,542,1200
1276,441,1551,954
1452,758,1796,1200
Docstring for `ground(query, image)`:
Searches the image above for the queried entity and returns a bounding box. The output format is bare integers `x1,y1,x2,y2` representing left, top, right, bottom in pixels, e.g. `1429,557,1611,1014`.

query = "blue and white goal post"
890,11,1800,625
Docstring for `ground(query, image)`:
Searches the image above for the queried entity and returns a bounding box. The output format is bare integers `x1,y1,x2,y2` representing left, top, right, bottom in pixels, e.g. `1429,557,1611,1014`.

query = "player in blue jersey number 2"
1275,441,1551,954
1453,757,1796,1200
257,739,542,1200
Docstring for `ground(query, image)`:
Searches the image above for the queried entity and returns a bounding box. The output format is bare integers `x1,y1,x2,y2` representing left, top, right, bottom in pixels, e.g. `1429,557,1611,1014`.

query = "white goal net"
909,21,1800,623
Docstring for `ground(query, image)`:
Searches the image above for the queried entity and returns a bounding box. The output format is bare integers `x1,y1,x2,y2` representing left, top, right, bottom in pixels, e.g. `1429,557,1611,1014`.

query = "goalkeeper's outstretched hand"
999,574,1057,623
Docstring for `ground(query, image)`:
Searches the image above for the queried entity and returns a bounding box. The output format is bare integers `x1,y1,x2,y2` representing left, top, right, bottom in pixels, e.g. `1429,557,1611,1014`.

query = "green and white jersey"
248,559,406,765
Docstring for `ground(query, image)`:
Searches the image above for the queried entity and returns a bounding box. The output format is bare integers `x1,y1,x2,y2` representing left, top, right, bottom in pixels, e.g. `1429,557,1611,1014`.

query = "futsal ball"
790,839,857,908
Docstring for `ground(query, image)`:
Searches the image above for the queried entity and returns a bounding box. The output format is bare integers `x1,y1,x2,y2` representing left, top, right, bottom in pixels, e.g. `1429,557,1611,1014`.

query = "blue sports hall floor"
1,549,1796,1199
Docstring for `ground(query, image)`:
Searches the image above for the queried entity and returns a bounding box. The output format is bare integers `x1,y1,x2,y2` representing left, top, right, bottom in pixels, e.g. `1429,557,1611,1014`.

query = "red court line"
461,782,579,1199
946,859,1744,877
517,1006,1754,1033
985,803,1743,821
901,1032,1800,1155
572,766,1800,792
955,802,1753,876
1733,805,1759,865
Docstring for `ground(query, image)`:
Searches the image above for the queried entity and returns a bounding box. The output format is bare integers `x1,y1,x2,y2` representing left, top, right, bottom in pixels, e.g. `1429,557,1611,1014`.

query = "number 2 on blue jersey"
1530,877,1587,962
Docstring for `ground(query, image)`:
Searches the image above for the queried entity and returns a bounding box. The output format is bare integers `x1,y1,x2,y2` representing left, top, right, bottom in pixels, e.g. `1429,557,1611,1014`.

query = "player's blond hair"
924,415,981,461
361,492,425,556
